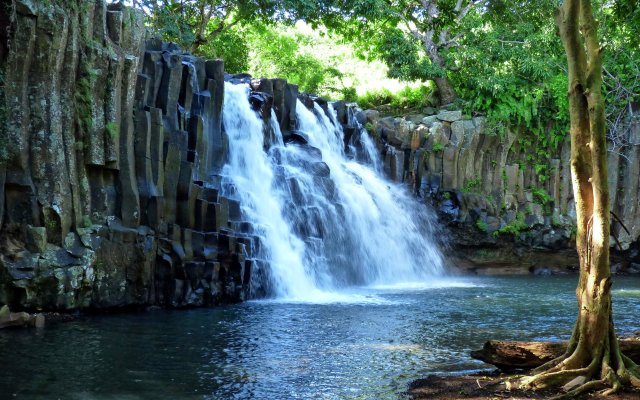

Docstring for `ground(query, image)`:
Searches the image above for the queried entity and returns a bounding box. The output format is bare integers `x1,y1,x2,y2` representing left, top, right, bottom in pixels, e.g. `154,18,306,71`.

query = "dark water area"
2,276,639,399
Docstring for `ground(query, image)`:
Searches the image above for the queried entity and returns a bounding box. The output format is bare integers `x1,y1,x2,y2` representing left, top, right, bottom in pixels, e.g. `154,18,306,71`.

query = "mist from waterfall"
221,82,444,302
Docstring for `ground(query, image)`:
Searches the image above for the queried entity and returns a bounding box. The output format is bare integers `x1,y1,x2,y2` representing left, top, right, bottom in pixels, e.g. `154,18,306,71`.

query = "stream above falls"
2,275,639,399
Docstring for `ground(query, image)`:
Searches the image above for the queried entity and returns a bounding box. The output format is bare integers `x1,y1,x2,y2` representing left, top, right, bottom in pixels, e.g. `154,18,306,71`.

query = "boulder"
436,110,462,122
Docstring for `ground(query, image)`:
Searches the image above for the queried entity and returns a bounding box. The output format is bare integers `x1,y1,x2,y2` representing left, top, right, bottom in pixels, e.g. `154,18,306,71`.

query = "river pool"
1,275,639,399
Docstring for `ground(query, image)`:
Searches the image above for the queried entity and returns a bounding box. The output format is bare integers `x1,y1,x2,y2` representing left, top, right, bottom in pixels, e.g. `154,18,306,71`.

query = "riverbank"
407,373,640,399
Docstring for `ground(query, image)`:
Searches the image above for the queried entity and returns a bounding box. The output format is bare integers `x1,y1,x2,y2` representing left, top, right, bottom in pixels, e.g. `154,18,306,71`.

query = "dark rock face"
361,104,640,272
0,1,294,310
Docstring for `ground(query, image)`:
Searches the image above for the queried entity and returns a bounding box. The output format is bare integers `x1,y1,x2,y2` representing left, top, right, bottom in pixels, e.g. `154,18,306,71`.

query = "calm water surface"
2,276,639,399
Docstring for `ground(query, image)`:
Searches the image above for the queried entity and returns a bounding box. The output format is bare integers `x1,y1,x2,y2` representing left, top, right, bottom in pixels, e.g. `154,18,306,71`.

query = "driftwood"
0,305,45,329
471,338,640,371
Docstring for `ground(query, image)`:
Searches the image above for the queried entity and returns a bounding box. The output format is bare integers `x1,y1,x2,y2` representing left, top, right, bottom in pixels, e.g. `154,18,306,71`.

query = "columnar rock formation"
0,1,303,310
1,1,638,311
359,107,640,267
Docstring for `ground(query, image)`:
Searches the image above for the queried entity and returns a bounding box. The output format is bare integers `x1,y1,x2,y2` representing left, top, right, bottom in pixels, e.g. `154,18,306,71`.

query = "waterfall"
221,83,443,301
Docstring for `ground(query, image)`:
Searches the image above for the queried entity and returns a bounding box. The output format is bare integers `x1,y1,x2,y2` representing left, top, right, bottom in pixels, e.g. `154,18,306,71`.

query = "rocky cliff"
0,1,306,310
358,107,640,273
2,1,639,312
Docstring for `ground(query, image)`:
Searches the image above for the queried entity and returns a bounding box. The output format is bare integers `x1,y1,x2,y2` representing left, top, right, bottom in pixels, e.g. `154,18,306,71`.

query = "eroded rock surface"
0,1,302,310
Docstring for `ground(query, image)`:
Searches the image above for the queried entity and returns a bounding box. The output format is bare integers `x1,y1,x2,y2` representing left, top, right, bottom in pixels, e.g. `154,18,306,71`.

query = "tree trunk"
519,1,640,396
426,46,457,105
433,77,457,106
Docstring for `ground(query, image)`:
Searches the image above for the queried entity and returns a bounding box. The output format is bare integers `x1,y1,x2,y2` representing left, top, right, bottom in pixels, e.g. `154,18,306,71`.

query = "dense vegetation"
130,1,638,156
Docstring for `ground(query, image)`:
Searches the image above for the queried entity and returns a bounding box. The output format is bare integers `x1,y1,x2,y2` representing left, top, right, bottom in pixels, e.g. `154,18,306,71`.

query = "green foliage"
390,85,434,110
532,188,552,206
105,122,119,140
432,142,444,153
355,88,394,109
341,86,358,102
247,25,345,95
139,0,286,52
355,85,433,111
462,177,481,193
476,219,488,232
495,212,528,237
137,0,639,156
199,29,249,73
374,27,446,82
82,215,92,228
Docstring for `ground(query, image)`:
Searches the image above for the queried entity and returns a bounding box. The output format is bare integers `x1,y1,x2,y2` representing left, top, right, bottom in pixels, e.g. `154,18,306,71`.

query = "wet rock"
297,93,315,110
531,266,553,276
310,162,331,177
225,73,252,84
248,91,273,120
285,131,309,145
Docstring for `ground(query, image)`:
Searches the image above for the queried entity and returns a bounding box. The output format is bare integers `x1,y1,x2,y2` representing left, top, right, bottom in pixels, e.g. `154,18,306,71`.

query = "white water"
221,83,444,301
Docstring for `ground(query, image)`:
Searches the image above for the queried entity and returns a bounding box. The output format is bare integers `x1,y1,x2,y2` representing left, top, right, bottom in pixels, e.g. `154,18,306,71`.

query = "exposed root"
560,379,607,399
520,344,640,397
520,357,597,390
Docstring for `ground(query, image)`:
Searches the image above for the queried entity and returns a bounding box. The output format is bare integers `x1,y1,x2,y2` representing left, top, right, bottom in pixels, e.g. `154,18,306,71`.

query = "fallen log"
471,338,640,371
0,305,45,329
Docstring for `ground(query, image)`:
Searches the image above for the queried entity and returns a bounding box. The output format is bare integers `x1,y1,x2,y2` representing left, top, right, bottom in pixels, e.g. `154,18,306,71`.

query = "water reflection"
1,276,638,399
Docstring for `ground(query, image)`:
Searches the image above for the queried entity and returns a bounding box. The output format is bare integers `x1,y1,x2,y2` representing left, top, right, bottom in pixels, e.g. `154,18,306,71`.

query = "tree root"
520,349,640,398
520,357,597,390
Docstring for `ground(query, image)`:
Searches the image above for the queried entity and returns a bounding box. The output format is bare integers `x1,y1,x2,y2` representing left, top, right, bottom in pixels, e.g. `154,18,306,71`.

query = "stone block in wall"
191,230,205,260
0,167,5,231
450,121,465,147
204,61,226,173
3,12,35,173
134,110,158,224
179,62,197,116
217,232,236,255
26,225,47,253
182,228,194,260
251,78,274,95
118,56,142,227
105,55,124,169
504,164,519,194
272,81,299,137
142,51,164,109
149,108,165,189
119,7,145,54
163,140,181,225
436,110,462,122
106,10,123,44
284,84,299,133
615,122,640,247
441,147,457,190
430,122,448,146
204,234,218,260
228,200,241,221
215,198,230,230
422,115,438,126
157,53,182,131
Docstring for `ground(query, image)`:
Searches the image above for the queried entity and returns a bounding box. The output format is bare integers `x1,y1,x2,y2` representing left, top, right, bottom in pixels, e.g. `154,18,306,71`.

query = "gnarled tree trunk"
519,1,640,397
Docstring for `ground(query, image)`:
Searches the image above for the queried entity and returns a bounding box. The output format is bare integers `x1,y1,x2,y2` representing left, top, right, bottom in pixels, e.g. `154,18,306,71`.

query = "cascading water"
221,82,444,301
